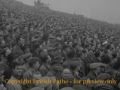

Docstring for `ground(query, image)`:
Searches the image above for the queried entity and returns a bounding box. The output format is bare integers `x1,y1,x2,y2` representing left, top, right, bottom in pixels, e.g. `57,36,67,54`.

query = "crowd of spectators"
0,0,120,90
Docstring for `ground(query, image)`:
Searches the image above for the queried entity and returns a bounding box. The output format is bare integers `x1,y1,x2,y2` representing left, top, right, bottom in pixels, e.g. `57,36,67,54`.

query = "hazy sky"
17,0,120,24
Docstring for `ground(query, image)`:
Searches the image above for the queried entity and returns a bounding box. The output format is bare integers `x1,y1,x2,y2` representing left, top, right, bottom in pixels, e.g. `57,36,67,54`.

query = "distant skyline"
17,0,120,24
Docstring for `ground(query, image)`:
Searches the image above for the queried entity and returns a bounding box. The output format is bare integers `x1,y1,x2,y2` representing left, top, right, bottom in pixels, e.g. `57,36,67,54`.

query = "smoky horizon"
16,0,120,24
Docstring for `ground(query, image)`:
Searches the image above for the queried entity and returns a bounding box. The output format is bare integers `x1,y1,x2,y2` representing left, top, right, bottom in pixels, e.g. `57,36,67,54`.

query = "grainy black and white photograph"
0,0,120,90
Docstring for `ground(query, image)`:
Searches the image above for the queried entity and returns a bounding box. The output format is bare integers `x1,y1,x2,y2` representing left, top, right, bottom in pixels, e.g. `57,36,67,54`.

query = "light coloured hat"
33,72,42,79
63,68,71,74
23,69,33,79
97,73,111,80
30,87,44,90
6,83,22,90
60,87,75,90
34,76,50,88
39,65,47,71
62,68,74,79
73,85,91,90
89,63,107,69
52,64,63,71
